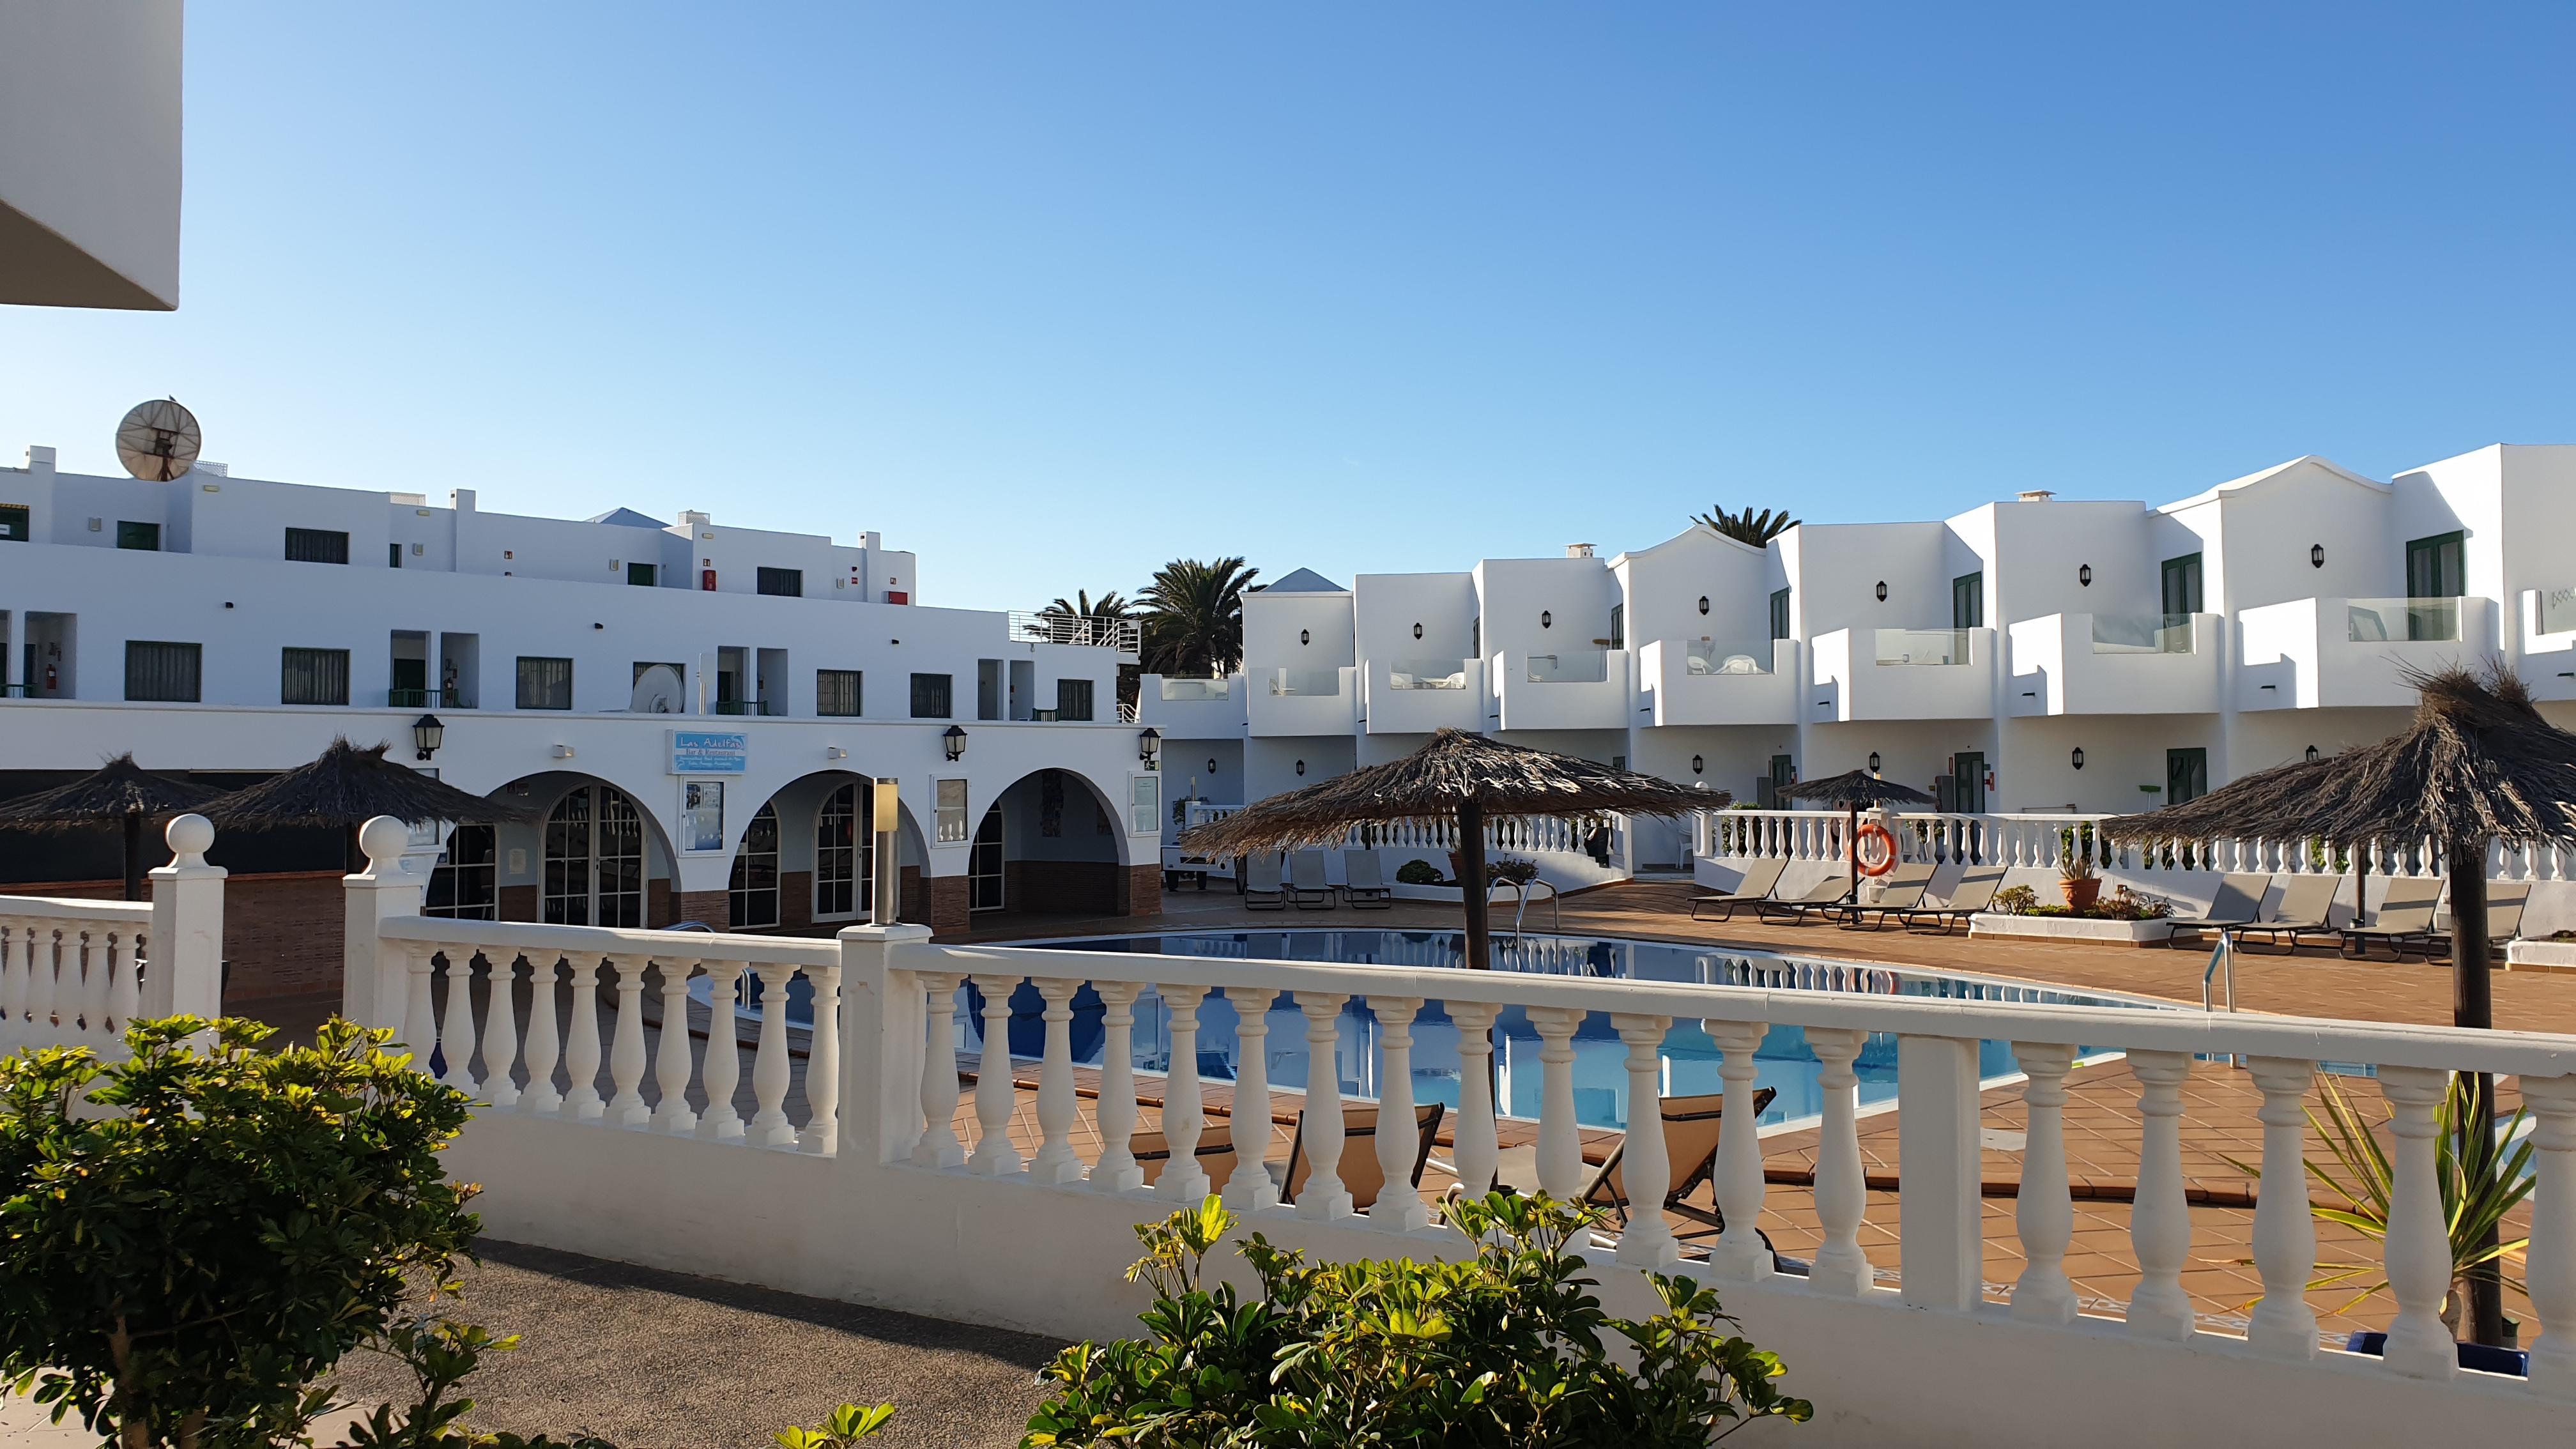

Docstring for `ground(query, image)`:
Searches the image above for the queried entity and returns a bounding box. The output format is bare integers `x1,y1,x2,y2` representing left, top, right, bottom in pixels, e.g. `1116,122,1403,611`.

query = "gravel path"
328,1240,1059,1449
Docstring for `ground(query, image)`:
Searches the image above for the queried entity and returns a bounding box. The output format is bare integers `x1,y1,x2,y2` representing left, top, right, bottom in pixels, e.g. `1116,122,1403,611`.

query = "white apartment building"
0,442,1167,981
1142,444,2576,871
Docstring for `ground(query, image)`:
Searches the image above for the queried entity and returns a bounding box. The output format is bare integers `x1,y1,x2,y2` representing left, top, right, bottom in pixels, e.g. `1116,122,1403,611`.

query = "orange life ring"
1854,823,1899,877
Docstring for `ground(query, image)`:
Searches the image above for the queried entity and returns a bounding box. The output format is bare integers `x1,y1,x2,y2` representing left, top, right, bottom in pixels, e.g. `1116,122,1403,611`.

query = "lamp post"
412,714,444,762
872,778,901,923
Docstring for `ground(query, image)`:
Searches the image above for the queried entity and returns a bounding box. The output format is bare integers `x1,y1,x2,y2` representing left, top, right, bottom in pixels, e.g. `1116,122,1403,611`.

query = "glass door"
2161,553,2203,615
1951,573,1984,629
969,804,1005,911
2166,747,2209,806
1951,751,1988,813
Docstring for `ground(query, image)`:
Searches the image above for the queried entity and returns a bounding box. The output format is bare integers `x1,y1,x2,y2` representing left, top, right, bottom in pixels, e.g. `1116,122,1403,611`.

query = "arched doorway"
544,783,647,926
729,802,781,929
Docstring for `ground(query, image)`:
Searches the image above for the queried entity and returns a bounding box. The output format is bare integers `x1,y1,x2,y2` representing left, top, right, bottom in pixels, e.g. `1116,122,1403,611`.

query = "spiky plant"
1690,505,1799,546
1041,590,1133,622
1138,557,1257,678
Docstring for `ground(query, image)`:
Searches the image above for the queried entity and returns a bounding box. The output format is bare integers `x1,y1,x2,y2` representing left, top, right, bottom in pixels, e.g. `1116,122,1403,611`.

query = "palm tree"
1691,505,1800,546
1139,557,1257,677
1042,589,1133,622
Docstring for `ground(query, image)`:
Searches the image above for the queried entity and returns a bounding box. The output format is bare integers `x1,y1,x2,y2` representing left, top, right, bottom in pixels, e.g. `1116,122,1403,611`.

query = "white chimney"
2016,489,2055,503
450,487,477,513
861,530,882,551
24,445,56,473
1566,542,1596,558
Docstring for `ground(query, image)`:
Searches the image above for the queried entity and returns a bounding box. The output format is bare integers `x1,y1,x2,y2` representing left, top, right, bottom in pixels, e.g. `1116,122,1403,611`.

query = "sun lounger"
2425,880,2533,957
1244,853,1287,910
1689,858,1786,921
1283,1102,1445,1211
1480,1089,1784,1269
2228,874,2342,949
1342,849,1393,908
1130,1130,1241,1192
1287,850,1337,909
2338,876,2444,960
1893,866,2007,934
2165,873,2271,947
1834,862,1936,930
1757,873,1853,924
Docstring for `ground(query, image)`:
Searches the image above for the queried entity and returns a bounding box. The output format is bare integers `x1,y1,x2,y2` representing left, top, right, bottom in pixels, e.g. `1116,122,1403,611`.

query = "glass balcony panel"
1269,668,1343,696
1158,677,1230,701
2542,586,2576,636
1873,628,1970,666
2089,613,2194,655
1386,659,1471,690
2347,597,2460,643
1682,640,1771,675
1524,650,1609,684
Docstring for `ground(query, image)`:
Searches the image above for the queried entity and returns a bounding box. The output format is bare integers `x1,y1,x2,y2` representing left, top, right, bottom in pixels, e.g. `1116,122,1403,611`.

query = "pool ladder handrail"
2202,933,2236,1014
1492,877,1561,943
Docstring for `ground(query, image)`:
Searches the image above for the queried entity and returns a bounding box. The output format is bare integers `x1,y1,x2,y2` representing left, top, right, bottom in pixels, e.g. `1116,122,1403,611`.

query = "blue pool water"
947,928,2174,1132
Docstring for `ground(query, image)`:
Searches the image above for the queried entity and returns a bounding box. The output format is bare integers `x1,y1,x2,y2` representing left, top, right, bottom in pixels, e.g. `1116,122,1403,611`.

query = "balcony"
2523,587,2576,702
1008,611,1141,657
1636,638,1797,726
2237,596,2497,710
2005,613,2221,716
1246,666,1356,737
1361,657,1483,735
1491,648,1630,732
710,699,785,717
387,687,471,709
1808,627,1993,721
1135,673,1248,737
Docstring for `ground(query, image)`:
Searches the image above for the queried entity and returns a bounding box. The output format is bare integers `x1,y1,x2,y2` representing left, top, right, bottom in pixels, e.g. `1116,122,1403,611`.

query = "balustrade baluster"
1449,1002,1500,1204
2375,1066,2458,1378
1704,1019,1772,1279
2243,1057,2319,1358
604,956,650,1127
562,957,606,1120
1371,997,1432,1233
1528,1007,1585,1199
1804,1027,1872,1295
406,947,440,1070
1157,985,1211,1201
522,956,564,1114
439,953,480,1094
2010,1041,2078,1322
2125,1050,2195,1338
967,974,1023,1174
30,927,58,1037
799,964,842,1154
907,972,963,1163
650,960,698,1133
107,931,139,1034
1294,992,1352,1218
479,954,521,1110
1610,1013,1676,1265
2520,1073,2576,1398
1089,982,1144,1192
1027,978,1083,1183
747,963,798,1148
1223,985,1280,1209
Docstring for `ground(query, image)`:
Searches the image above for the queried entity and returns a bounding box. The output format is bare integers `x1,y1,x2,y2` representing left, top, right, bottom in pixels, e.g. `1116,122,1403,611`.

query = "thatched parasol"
1781,769,1937,903
201,739,535,870
1180,728,1726,970
2104,662,2576,1347
0,755,222,901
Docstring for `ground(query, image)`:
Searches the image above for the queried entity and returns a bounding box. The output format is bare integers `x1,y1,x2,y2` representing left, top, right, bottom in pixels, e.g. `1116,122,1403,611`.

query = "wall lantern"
1138,726,1162,769
1874,581,1888,602
2305,745,2320,762
1698,595,1711,615
942,724,968,762
2078,565,2093,587
1299,629,1310,646
1867,751,1882,774
1690,755,1705,775
2310,544,2326,569
1540,610,1553,629
1206,758,1219,775
1295,759,1307,776
1413,622,1424,640
412,714,445,762
2071,747,2086,770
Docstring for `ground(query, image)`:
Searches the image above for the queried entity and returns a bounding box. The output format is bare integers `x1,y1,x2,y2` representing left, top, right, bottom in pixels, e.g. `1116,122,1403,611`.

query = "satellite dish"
631,664,686,715
115,398,201,481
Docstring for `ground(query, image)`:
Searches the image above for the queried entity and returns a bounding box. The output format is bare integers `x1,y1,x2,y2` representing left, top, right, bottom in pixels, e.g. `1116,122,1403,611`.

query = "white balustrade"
748,962,799,1148
480,954,521,1110
912,972,963,1166
1223,985,1279,1209
1610,1013,1676,1266
2377,1066,2459,1379
1028,977,1084,1184
1448,1002,1501,1200
1528,1006,1585,1199
1705,1018,1772,1280
1157,985,1211,1202
2126,1050,2196,1339
523,956,564,1114
563,956,606,1120
1807,1026,1874,1296
606,955,652,1128
1089,981,1144,1192
2009,1041,2079,1322
2243,1057,2318,1357
1296,992,1353,1218
651,959,698,1134
2524,1073,2576,1397
967,973,1023,1174
799,963,841,1154
438,952,480,1094
1372,996,1431,1233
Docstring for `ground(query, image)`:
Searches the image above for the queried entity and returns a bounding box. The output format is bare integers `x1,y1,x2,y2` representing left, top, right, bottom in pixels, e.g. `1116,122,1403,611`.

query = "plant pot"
2060,877,2103,912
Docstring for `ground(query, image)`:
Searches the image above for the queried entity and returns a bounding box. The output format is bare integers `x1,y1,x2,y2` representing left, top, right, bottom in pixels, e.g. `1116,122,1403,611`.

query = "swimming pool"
705,927,2176,1132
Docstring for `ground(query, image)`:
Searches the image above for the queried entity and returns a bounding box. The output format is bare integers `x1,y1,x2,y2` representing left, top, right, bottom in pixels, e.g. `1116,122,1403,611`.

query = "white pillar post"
150,813,229,1021
838,924,935,1165
1897,1033,1982,1311
2520,1073,2576,1399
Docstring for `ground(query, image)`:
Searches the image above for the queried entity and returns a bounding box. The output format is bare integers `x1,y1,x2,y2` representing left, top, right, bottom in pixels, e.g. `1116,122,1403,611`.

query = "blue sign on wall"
668,730,749,775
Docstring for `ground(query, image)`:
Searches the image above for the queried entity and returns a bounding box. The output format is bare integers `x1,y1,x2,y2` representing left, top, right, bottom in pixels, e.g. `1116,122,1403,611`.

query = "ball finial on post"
359,815,413,872
164,813,215,866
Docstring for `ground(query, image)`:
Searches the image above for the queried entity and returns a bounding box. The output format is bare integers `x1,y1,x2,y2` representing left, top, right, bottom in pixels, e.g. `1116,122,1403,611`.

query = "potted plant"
2058,852,2101,911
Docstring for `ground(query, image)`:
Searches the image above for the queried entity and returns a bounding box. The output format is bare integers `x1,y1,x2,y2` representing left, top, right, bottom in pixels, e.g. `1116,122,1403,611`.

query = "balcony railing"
388,687,469,708
1384,659,1472,690
1267,668,1343,696
2347,597,2461,643
2089,613,2194,655
1523,650,1609,684
711,699,784,717
1011,611,1142,652
1158,676,1230,702
1873,628,1971,665
1681,640,1773,675
2545,586,2576,636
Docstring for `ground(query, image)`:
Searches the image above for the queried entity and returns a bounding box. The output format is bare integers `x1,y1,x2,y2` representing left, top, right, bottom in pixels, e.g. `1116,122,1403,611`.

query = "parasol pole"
2451,834,2504,1347
121,812,146,902
1845,806,1860,903
1458,800,1490,970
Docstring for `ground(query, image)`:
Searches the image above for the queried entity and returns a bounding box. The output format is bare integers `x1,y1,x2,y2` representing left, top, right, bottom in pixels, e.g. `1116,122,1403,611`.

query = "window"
0,505,27,542
1769,588,1791,641
1055,677,1095,721
968,804,1004,912
544,786,643,926
516,656,574,710
284,527,350,564
1129,774,1160,836
756,567,803,597
426,824,498,919
124,641,201,702
1608,604,1623,650
730,802,781,928
2166,748,2209,808
2161,553,2204,616
280,647,351,706
627,562,657,586
2405,531,2465,599
1951,573,1984,629
815,783,868,918
936,778,969,844
910,672,953,718
816,669,863,717
116,521,160,551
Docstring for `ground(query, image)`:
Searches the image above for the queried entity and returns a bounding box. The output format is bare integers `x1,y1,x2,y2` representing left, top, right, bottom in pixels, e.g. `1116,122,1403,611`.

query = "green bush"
1395,859,1444,886
1023,1193,1811,1448
0,1017,479,1449
1991,884,2039,916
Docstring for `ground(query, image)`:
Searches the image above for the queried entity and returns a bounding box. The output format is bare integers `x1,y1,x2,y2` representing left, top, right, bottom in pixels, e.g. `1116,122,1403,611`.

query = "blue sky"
4,4,2572,609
